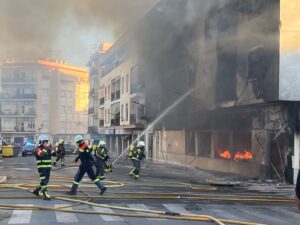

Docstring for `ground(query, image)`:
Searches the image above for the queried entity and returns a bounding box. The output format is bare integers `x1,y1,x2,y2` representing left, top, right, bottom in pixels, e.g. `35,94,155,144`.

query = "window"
111,103,120,126
111,77,121,101
105,87,107,100
186,131,196,156
197,132,211,157
126,74,129,92
247,46,266,81
121,104,124,122
237,0,264,16
216,131,231,158
111,79,116,100
108,85,111,100
215,50,237,102
125,103,129,121
121,76,125,94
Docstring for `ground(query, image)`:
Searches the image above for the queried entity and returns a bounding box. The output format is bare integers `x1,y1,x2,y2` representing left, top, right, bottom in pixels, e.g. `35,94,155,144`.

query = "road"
0,155,299,225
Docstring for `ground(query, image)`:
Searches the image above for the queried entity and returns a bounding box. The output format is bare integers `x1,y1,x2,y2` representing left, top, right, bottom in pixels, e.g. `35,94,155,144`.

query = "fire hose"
0,176,294,225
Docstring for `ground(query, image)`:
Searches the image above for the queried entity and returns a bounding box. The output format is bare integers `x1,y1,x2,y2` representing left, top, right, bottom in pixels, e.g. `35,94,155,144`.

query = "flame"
99,42,113,53
219,150,231,159
37,60,88,78
234,151,253,161
37,60,89,112
75,79,89,112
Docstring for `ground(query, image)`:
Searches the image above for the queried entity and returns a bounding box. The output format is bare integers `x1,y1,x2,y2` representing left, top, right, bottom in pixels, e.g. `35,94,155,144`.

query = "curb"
206,179,241,186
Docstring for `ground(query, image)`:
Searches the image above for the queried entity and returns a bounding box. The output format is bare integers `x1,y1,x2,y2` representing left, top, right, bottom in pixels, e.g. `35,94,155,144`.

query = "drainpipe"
294,131,300,184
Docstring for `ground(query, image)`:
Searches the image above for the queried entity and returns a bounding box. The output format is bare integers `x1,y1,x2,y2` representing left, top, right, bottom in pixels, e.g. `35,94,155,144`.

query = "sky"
0,0,159,67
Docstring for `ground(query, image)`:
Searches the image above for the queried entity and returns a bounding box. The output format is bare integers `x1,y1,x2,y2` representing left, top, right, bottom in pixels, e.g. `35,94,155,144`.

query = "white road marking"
127,204,165,221
13,168,32,171
93,206,124,221
8,204,33,224
55,204,79,223
163,204,192,215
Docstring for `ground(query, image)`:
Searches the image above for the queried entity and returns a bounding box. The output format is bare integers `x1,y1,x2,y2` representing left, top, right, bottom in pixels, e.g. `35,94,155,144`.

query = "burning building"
87,0,300,183
138,0,300,183
0,60,89,145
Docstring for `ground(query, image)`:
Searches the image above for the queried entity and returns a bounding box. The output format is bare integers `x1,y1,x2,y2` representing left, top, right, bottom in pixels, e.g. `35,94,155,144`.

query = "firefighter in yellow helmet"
53,139,65,167
129,141,146,179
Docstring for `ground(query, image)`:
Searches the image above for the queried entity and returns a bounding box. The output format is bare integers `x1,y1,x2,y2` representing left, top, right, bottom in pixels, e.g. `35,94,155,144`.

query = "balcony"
130,83,145,95
130,114,147,126
88,107,95,114
1,77,36,84
99,97,105,106
0,94,37,101
88,126,97,133
0,127,35,133
111,118,120,127
0,111,36,117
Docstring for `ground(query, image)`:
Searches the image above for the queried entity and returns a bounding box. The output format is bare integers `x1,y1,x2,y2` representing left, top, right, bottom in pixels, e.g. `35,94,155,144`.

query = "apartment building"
137,0,300,182
87,41,147,155
0,60,88,145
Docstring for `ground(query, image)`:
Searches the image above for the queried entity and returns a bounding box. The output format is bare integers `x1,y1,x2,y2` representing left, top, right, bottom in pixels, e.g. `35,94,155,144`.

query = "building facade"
87,0,300,183
0,60,89,145
87,43,147,156
140,0,300,182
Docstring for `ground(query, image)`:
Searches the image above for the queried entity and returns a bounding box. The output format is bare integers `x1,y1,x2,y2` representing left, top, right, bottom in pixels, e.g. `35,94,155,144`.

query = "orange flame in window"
219,150,231,159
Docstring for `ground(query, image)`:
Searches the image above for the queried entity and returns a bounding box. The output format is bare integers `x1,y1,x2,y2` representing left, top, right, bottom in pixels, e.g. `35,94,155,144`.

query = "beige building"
0,60,89,145
88,45,147,155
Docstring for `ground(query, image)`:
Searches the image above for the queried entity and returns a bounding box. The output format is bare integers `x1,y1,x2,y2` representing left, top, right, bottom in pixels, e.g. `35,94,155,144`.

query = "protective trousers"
33,168,51,199
55,154,65,165
95,157,106,179
70,161,105,193
130,158,141,177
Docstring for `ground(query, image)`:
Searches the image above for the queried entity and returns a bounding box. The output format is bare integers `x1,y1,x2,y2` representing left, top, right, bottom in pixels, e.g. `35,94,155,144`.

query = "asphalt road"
0,155,299,225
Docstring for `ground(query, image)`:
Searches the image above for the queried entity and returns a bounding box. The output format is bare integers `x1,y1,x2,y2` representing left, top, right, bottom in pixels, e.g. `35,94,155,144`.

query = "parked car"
22,143,36,157
64,143,76,155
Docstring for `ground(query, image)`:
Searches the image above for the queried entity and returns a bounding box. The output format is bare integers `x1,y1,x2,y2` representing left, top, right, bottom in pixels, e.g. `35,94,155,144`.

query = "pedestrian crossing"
2,203,300,224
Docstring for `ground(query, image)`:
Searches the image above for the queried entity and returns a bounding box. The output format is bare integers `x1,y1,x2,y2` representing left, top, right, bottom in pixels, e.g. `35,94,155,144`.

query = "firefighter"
67,135,107,195
32,135,52,200
53,139,65,166
129,141,146,179
128,144,134,159
94,140,109,180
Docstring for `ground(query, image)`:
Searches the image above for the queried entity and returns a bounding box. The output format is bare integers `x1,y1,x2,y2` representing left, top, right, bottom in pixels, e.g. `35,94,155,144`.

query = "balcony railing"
130,114,147,126
0,94,37,100
0,112,36,116
0,127,35,132
111,118,120,127
130,83,145,94
1,77,36,83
